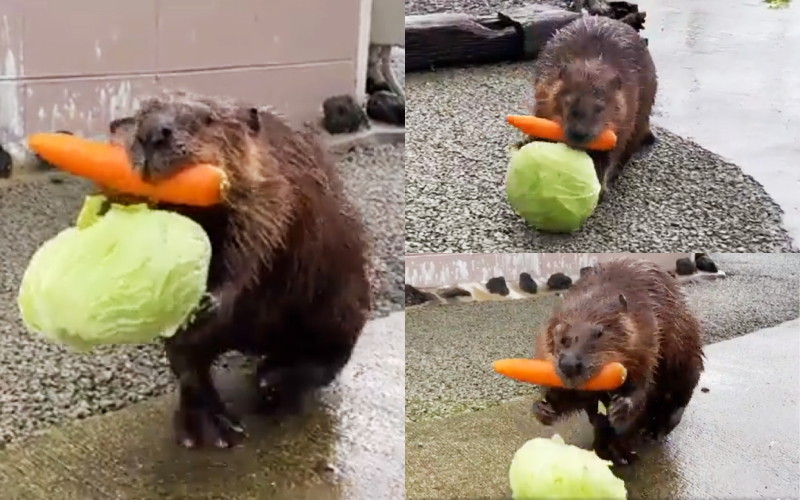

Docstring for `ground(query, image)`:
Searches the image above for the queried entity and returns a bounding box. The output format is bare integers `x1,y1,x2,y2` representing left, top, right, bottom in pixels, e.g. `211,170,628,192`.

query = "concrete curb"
323,124,405,155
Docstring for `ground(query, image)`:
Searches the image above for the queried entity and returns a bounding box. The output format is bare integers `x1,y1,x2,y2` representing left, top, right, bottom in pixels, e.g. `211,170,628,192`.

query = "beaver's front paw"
532,400,558,426
173,399,246,449
608,395,635,432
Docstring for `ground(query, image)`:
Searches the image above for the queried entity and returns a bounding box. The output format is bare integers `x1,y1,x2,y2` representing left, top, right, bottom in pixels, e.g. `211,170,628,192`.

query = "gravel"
339,144,406,316
405,62,797,253
405,253,800,421
406,0,565,15
0,143,405,446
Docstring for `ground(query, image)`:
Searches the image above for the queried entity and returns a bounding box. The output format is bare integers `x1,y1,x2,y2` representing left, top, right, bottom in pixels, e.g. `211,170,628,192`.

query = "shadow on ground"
0,312,405,500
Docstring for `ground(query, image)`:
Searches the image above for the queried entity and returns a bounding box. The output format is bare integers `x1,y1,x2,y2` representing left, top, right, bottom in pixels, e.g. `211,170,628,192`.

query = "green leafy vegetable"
509,434,627,499
506,141,601,233
18,195,211,351
764,0,790,9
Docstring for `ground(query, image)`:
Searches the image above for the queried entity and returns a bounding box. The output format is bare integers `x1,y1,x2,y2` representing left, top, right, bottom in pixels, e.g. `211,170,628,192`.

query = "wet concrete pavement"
0,311,405,500
639,0,800,245
406,318,800,499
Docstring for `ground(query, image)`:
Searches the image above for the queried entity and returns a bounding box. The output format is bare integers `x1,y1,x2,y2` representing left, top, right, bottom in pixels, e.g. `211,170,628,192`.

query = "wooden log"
405,6,580,73
405,1,648,73
571,0,614,15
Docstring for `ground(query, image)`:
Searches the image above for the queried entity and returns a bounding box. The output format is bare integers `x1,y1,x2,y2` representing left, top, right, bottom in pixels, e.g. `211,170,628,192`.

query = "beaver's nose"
566,129,591,145
139,115,174,149
558,353,584,378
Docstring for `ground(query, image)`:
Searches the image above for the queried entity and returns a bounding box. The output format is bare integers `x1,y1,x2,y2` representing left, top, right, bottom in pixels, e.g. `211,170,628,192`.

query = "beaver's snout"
558,352,585,379
129,112,188,181
565,129,592,146
137,113,176,153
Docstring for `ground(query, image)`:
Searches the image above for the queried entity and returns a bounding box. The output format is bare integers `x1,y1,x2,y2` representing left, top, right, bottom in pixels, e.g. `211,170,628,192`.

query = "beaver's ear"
109,116,135,135
610,74,623,91
108,117,137,145
618,293,628,311
239,106,261,134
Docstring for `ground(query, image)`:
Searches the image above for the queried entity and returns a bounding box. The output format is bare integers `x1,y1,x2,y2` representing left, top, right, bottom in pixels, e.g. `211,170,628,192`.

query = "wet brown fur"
533,258,704,464
109,90,371,448
530,16,657,197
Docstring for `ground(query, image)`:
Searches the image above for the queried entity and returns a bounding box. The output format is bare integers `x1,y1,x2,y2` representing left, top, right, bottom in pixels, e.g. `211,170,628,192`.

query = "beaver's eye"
560,336,571,347
591,326,604,340
203,114,214,126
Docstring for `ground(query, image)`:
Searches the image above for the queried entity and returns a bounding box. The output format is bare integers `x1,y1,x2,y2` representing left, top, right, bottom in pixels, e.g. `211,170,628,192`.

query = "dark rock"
0,144,11,179
485,276,510,296
518,273,538,294
695,253,718,273
366,76,392,95
547,272,572,291
405,284,436,306
675,258,697,276
438,287,472,299
366,91,405,127
322,95,369,134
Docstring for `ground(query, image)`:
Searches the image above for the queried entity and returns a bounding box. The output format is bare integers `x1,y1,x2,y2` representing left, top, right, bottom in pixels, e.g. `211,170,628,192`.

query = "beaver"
109,90,371,449
529,15,657,199
531,258,704,465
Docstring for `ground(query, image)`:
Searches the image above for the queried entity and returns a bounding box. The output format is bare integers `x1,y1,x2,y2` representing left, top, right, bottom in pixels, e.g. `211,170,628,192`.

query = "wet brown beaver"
110,90,371,449
529,15,657,199
532,258,704,465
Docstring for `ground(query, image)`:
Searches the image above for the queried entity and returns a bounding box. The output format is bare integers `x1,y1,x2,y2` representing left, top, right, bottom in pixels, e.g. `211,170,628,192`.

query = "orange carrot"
27,132,228,207
506,115,618,151
493,358,627,391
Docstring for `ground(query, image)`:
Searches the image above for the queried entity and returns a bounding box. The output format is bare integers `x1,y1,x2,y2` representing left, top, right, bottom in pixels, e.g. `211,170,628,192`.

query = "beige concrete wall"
0,0,365,142
405,253,691,288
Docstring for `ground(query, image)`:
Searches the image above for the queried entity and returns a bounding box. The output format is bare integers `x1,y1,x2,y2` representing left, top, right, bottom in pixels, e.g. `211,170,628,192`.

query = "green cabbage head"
506,141,601,233
509,434,627,500
18,195,211,352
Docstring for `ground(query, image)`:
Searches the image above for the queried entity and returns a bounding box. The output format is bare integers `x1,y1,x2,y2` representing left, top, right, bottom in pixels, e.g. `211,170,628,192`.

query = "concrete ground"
406,318,800,499
634,0,800,247
0,311,405,500
405,0,799,253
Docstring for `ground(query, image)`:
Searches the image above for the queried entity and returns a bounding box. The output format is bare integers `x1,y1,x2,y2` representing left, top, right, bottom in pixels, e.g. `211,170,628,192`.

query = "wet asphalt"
635,0,800,245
